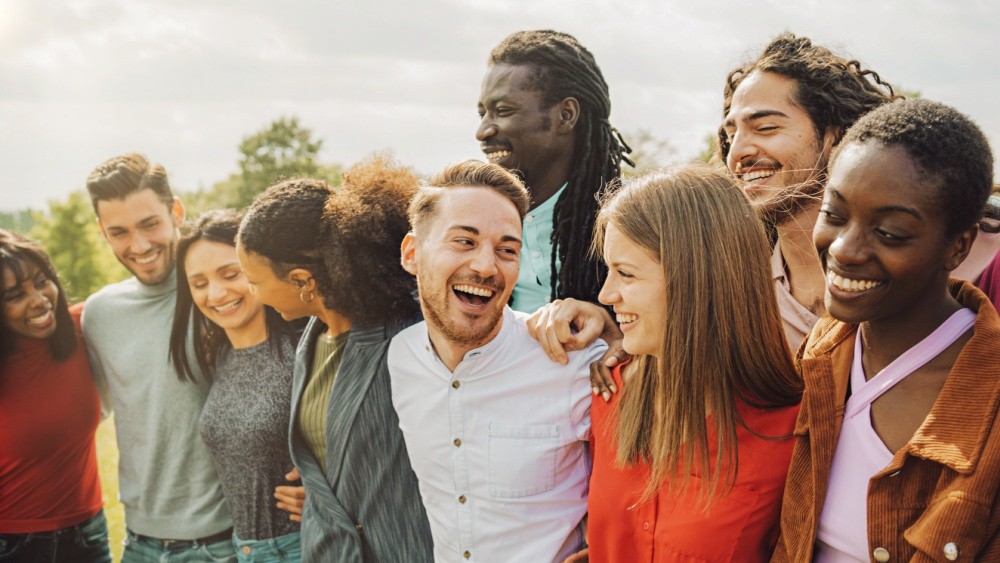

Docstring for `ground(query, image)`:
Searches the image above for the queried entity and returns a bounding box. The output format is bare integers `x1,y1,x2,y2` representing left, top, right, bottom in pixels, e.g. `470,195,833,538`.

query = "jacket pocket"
904,494,990,559
488,423,559,498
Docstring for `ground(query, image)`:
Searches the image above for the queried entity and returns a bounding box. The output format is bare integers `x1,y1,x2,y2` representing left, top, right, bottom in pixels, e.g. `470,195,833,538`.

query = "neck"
861,282,962,370
776,203,826,314
224,310,269,349
426,317,504,373
525,155,573,211
316,306,352,338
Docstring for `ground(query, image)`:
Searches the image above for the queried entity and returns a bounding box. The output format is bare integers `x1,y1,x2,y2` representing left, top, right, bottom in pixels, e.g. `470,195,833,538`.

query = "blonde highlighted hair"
593,163,801,504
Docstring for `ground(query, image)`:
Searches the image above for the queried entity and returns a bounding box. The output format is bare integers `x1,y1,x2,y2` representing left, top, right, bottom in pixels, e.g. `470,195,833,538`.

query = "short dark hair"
0,229,76,361
719,32,900,162
237,178,333,294
489,29,632,303
86,153,174,212
170,209,301,383
836,99,994,237
316,154,421,327
409,160,529,234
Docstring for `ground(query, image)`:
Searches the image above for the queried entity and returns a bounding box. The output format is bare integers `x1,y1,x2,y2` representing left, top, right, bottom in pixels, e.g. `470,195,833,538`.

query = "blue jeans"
0,509,112,563
122,529,237,563
233,531,301,563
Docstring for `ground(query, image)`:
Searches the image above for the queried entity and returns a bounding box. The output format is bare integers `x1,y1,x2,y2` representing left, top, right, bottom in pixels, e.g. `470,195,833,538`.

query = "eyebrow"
448,224,522,245
724,109,790,129
829,189,924,219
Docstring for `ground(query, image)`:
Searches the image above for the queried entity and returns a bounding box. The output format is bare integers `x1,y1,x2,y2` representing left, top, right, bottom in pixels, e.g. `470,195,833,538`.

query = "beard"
118,243,177,286
417,271,505,349
755,173,826,227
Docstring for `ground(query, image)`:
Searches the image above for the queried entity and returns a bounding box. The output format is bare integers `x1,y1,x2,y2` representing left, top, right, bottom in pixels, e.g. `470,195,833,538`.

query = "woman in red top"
0,229,110,562
586,165,801,562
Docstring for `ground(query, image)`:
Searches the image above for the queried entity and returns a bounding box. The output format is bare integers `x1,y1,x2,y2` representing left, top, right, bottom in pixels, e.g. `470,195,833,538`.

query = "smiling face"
2,260,59,340
236,244,316,322
723,71,835,225
185,239,265,340
598,223,667,358
97,188,184,286
815,140,972,327
402,187,522,354
476,63,573,193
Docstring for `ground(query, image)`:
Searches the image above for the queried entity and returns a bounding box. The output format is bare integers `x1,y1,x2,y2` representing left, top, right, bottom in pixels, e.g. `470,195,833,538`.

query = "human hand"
526,299,614,365
274,467,305,522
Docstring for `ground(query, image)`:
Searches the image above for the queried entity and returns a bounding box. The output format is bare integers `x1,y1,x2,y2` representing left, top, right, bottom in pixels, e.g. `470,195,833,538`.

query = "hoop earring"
299,289,314,304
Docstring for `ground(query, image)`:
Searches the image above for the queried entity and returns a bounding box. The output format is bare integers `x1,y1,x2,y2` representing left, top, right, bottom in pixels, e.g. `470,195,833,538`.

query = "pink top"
815,308,977,562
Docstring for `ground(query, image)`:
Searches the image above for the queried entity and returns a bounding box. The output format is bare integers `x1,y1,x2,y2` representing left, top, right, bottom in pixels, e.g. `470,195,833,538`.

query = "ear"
945,224,978,272
821,126,841,159
555,97,580,134
287,268,316,291
171,197,186,227
96,217,108,241
401,232,419,276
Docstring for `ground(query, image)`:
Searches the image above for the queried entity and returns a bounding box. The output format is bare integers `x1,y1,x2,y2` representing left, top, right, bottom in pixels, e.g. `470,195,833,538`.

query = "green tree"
30,191,126,303
695,133,720,164
228,116,340,209
0,209,38,233
622,129,677,177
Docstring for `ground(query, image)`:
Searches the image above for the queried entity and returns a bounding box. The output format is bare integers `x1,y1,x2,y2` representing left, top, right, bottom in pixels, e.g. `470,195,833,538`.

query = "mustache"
451,273,504,292
480,142,512,152
734,158,781,173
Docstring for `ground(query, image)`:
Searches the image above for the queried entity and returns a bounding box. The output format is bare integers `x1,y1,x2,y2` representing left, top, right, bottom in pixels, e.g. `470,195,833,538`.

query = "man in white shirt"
388,160,606,562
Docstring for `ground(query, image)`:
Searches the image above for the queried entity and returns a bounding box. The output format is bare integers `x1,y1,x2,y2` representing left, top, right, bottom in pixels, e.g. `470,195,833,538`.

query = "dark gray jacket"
290,317,433,562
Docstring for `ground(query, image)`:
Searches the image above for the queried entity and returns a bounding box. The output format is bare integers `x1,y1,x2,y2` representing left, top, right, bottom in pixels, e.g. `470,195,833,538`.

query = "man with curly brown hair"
719,32,900,351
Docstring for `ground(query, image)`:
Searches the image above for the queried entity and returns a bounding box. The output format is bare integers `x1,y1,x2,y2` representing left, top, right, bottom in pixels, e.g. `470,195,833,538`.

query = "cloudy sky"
1,0,996,211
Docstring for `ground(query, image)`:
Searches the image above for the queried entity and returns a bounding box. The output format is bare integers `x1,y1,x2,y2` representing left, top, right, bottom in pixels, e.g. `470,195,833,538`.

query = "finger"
289,514,302,523
589,361,613,402
285,467,301,481
542,323,570,364
275,486,307,499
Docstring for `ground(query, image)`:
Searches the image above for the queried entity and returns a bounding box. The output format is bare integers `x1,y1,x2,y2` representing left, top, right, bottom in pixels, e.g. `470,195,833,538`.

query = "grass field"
96,416,125,562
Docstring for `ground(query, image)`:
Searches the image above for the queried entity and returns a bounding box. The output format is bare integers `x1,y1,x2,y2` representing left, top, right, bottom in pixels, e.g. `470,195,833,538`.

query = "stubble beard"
418,274,504,350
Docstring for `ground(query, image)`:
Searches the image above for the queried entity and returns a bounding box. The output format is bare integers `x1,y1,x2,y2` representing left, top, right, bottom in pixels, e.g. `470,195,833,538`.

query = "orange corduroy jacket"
773,280,1000,562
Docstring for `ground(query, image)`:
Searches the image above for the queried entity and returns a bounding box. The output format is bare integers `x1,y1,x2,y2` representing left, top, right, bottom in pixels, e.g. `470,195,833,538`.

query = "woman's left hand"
274,467,306,522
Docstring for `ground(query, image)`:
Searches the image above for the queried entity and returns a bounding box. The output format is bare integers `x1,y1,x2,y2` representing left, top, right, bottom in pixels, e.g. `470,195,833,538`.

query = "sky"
1,0,997,211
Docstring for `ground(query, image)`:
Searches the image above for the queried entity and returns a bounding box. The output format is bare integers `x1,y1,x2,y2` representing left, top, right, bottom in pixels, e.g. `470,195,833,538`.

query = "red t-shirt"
0,305,103,533
587,364,799,562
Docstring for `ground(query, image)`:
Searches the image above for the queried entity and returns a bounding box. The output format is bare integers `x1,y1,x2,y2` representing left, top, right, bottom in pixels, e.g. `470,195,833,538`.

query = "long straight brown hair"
593,164,801,504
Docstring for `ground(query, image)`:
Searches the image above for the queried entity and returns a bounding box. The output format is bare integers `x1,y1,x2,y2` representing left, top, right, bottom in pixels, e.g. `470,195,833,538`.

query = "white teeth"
453,284,494,298
742,169,776,182
213,299,242,313
27,310,53,326
134,252,158,265
827,271,882,293
486,150,510,162
616,313,638,324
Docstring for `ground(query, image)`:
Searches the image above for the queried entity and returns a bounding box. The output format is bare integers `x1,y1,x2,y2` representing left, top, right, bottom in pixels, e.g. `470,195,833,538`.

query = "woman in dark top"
169,209,303,563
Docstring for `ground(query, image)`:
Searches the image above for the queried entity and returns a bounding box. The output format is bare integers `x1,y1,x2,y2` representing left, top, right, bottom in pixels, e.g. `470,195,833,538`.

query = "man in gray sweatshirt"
82,153,236,562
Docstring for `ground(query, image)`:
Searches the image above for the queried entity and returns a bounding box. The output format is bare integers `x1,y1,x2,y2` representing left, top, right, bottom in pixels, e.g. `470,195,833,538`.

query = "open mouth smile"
453,283,497,308
212,298,243,315
483,148,511,163
27,309,54,328
827,271,884,293
132,250,160,266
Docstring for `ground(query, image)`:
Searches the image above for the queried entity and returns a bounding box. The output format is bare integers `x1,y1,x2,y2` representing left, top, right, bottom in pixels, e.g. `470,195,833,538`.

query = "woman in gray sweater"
169,209,304,562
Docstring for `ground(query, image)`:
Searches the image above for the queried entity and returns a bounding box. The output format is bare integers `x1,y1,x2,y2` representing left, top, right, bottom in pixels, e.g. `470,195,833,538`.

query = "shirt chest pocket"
488,423,559,498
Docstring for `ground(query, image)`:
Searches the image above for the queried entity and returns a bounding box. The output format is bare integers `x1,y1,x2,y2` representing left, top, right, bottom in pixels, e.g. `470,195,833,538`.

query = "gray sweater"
82,273,231,539
199,332,300,541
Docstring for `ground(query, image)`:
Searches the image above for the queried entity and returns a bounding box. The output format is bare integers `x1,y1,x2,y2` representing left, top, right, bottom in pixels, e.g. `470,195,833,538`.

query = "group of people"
2,27,999,563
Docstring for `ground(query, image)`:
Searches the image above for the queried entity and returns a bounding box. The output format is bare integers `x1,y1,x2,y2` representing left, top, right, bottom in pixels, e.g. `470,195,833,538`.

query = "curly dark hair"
316,154,421,327
836,99,994,237
719,32,900,163
0,229,77,361
489,29,632,303
237,178,333,302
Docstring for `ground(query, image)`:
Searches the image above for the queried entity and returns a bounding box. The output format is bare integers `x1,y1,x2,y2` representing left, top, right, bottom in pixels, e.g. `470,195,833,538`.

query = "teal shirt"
512,184,566,313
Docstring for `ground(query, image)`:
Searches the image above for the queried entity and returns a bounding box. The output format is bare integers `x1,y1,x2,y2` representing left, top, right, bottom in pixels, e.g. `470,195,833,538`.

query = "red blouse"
587,364,799,562
0,306,103,533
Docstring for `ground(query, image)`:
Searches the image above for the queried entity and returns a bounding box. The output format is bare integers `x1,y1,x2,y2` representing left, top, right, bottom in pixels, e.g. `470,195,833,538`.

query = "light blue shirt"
512,184,566,313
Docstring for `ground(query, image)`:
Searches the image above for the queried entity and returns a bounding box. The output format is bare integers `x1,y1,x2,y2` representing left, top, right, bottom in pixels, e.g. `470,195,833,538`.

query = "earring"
299,289,314,304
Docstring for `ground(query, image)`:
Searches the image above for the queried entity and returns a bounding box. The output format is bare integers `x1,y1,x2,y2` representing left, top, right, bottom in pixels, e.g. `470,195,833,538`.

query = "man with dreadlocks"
476,29,631,315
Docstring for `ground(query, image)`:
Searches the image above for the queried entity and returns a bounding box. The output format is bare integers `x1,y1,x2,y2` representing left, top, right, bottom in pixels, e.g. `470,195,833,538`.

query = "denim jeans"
0,509,112,563
122,529,237,563
233,531,301,563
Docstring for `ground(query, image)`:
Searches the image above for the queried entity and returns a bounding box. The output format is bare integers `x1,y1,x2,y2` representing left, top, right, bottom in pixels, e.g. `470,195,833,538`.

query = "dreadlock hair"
719,32,901,163
489,30,632,303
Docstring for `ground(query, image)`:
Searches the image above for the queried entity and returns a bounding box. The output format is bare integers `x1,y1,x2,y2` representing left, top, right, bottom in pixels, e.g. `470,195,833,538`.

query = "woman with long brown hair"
585,164,801,562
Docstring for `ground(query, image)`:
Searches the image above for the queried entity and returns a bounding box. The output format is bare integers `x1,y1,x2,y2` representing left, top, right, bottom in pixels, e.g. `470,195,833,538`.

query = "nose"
476,115,497,142
207,280,227,303
598,276,619,307
131,232,153,254
825,223,869,268
26,286,51,309
469,245,499,278
726,129,758,173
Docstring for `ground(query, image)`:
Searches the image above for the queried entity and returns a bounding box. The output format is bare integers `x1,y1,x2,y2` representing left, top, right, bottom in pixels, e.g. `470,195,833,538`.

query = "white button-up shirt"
389,307,605,562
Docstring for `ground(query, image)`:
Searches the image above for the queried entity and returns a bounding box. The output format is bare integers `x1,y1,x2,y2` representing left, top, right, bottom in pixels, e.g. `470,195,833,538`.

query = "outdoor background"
2,1,996,560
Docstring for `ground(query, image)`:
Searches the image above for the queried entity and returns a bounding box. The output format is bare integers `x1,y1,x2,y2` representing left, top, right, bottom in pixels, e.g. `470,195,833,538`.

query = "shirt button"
241,546,252,555
525,215,533,223
642,521,650,531
531,251,541,258
451,380,460,389
453,438,462,447
944,542,959,561
873,547,890,562
458,495,467,504
463,551,471,559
